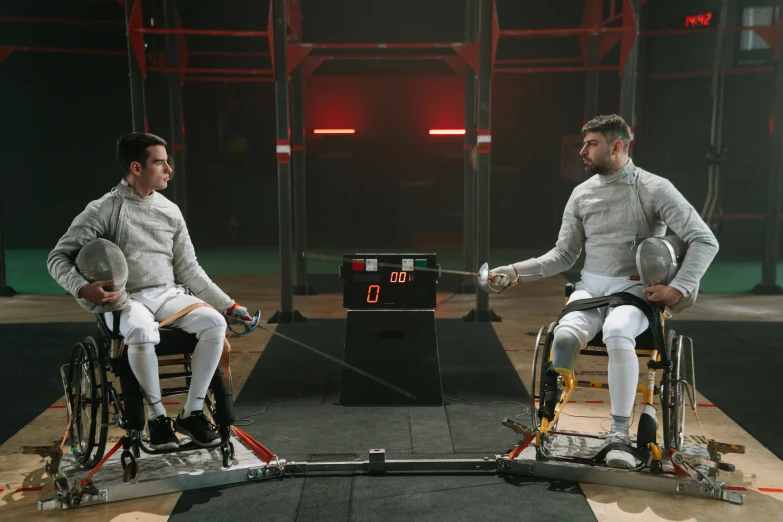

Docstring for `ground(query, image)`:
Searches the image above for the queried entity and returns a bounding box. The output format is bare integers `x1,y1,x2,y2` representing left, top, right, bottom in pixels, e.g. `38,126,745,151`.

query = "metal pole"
631,0,648,161
124,0,147,133
620,0,639,150
292,63,314,295
585,36,600,121
466,0,499,322
584,0,601,123
460,0,477,294
163,0,187,218
701,0,730,236
0,193,15,296
753,23,783,295
269,0,304,322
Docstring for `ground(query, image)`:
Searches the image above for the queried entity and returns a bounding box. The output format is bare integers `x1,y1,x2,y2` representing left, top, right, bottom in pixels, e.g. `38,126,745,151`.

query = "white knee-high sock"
127,343,166,419
182,327,224,418
605,336,639,427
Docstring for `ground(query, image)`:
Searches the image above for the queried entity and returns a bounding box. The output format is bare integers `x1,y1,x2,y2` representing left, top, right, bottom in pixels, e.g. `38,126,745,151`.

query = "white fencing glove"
488,265,519,292
226,303,254,327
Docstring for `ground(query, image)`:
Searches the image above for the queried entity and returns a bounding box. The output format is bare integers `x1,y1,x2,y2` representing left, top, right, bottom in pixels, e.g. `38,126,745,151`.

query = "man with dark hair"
488,114,718,469
48,132,254,450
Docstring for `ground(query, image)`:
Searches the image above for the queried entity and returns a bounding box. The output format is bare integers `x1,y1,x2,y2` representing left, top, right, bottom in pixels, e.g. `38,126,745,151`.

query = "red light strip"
313,129,356,134
429,129,465,135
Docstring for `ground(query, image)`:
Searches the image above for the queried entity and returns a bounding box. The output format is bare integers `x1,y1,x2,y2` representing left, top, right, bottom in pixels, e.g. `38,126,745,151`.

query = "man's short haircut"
582,114,632,151
116,132,168,174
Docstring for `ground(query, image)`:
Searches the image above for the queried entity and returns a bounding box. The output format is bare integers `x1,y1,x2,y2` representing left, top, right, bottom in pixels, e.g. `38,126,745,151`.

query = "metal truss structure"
0,0,781,301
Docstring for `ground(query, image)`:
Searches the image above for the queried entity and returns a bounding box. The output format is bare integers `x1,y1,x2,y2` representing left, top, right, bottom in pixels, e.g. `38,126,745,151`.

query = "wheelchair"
529,283,696,473
61,305,237,479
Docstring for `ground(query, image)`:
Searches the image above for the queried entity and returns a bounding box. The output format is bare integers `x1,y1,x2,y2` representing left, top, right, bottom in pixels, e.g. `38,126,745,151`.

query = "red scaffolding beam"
310,42,457,50
319,55,446,61
649,66,775,80
494,65,620,73
641,24,775,37
0,16,123,26
189,51,270,57
185,76,273,83
147,66,272,75
495,57,584,65
0,45,126,57
137,28,268,37
499,27,630,38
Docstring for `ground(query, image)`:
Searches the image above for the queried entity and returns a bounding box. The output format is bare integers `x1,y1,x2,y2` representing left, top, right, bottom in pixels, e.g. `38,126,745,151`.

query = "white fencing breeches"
553,271,650,418
105,286,227,419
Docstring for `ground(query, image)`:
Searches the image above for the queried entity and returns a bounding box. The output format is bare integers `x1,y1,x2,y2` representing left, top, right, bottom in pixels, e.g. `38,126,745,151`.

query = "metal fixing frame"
37,434,284,511
39,442,744,511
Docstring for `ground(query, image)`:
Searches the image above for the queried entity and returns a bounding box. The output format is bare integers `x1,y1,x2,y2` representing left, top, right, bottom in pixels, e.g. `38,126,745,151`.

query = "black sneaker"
147,416,179,450
176,410,221,448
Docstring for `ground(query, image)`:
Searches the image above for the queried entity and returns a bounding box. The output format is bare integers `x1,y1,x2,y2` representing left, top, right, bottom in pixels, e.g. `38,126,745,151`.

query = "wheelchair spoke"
66,338,111,469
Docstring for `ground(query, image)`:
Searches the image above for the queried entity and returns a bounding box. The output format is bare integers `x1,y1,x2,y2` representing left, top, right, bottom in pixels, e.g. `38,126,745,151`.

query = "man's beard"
583,150,613,175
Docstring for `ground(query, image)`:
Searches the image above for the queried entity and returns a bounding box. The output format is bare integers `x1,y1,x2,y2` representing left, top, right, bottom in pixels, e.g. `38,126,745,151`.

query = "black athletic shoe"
176,410,221,448
148,416,179,451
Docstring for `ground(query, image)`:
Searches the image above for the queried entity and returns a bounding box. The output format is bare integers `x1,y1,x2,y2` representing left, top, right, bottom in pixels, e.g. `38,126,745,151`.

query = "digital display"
684,12,712,27
341,253,438,309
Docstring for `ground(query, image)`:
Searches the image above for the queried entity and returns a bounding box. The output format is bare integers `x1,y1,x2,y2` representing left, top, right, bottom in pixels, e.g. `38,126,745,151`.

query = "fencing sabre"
300,252,499,293
227,311,419,401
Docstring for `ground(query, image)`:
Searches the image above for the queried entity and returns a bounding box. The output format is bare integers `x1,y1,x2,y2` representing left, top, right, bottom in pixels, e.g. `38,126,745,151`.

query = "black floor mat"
0,322,96,445
230,319,531,454
669,320,783,459
172,318,597,522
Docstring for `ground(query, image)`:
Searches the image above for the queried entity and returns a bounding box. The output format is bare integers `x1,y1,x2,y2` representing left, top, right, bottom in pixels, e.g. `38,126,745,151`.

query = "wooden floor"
1,274,782,521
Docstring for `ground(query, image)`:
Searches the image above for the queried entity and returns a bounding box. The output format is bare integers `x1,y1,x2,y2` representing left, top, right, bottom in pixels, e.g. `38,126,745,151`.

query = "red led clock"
684,12,712,27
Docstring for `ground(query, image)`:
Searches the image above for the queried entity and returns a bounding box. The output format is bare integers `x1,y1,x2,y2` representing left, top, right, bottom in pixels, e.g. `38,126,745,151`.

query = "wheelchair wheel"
84,337,109,463
661,329,686,451
66,339,109,468
531,322,558,432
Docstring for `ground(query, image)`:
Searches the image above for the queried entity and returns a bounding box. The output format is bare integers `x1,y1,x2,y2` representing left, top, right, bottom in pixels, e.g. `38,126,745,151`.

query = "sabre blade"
258,325,419,401
301,252,479,277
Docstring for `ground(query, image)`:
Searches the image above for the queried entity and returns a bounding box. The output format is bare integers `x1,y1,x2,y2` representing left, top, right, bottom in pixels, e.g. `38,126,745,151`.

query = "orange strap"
158,302,211,327
59,418,73,450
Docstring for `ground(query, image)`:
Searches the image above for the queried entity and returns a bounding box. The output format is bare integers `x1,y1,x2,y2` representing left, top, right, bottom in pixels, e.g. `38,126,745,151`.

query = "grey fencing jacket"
47,180,234,314
512,161,718,313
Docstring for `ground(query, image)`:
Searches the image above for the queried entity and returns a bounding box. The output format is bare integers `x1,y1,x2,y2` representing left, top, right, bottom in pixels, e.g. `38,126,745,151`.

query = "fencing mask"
74,238,131,313
635,235,697,313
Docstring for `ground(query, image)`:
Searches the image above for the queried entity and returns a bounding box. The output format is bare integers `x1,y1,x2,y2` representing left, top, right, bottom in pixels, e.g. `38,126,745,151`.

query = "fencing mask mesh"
635,235,687,287
74,238,130,312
